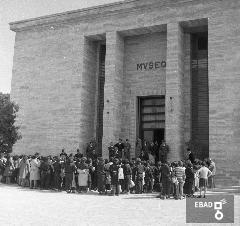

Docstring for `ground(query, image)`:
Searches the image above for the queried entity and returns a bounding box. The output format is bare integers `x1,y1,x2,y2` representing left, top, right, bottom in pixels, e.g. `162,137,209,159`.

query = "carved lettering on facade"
137,60,166,71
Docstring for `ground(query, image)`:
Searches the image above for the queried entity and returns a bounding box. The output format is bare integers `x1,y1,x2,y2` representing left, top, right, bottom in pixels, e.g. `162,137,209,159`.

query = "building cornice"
9,0,141,32
9,0,213,32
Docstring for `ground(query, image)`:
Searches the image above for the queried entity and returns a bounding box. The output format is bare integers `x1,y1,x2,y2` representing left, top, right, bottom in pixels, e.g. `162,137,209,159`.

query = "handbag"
129,179,135,188
118,184,122,193
118,167,124,180
172,176,178,185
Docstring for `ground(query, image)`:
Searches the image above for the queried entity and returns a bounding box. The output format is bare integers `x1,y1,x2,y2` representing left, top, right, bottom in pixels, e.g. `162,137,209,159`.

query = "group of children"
0,149,216,199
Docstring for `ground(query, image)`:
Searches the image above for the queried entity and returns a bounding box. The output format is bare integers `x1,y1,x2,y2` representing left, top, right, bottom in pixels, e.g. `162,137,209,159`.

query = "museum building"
10,0,240,185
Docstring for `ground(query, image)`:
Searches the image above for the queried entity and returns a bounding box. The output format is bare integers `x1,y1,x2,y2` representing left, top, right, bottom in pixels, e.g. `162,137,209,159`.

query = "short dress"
77,169,89,187
199,178,208,188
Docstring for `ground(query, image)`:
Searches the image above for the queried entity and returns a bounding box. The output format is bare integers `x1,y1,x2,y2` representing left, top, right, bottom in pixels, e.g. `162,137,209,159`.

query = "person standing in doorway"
114,139,125,159
159,140,169,163
187,148,195,164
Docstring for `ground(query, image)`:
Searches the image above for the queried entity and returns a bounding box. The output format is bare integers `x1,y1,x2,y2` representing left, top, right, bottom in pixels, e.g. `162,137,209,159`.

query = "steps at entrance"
215,173,240,187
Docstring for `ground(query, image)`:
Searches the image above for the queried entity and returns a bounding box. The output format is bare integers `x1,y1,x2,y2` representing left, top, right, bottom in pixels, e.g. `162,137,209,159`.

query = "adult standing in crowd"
110,158,120,196
60,149,67,159
0,153,6,183
153,141,159,162
144,161,154,193
123,139,131,160
4,155,15,184
108,142,115,159
160,162,171,199
77,157,89,193
134,158,145,194
208,158,216,189
135,138,142,159
29,154,40,189
52,156,62,191
184,162,195,197
19,155,30,187
187,148,195,164
74,149,83,159
64,156,76,193
86,142,95,159
104,159,112,194
39,157,51,189
153,161,162,192
159,140,169,163
123,159,132,194
114,139,125,159
141,140,149,161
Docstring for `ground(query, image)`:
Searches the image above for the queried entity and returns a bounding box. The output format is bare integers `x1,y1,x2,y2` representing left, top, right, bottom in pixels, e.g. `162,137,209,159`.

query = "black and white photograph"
0,0,239,225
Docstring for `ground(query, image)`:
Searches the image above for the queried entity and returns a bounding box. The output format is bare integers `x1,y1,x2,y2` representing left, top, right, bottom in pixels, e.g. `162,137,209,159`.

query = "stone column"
165,23,185,161
102,31,124,159
78,37,98,155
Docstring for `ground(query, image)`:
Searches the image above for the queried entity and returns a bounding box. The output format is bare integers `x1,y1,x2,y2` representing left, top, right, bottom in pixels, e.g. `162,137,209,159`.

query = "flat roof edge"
9,0,135,31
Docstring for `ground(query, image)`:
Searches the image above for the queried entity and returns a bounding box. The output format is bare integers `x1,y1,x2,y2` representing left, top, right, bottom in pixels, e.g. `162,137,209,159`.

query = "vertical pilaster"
102,31,124,159
183,33,191,145
165,23,185,161
79,37,98,154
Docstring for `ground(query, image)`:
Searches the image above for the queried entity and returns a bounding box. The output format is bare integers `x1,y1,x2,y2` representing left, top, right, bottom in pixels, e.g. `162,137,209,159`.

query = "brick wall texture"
10,0,240,185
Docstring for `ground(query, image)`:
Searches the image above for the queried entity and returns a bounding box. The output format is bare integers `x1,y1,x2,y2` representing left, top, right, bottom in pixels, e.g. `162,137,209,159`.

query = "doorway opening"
191,31,209,159
138,96,165,155
96,44,106,156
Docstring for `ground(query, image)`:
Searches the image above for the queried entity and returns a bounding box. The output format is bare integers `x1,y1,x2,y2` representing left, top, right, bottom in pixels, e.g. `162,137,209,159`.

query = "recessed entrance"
191,31,209,159
96,44,106,156
138,96,165,145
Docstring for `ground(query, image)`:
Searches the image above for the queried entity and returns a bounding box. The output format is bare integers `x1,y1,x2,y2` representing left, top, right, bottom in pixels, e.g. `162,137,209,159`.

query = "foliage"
0,93,21,153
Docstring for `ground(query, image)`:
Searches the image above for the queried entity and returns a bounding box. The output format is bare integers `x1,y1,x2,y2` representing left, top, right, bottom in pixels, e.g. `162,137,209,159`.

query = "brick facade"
10,0,240,185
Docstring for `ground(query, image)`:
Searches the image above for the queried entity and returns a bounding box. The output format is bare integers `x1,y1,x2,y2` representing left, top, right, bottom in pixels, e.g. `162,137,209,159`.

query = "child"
198,162,212,198
77,157,89,193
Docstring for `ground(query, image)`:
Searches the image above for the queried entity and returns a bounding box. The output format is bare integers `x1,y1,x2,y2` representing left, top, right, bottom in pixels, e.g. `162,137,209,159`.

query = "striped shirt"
174,167,186,180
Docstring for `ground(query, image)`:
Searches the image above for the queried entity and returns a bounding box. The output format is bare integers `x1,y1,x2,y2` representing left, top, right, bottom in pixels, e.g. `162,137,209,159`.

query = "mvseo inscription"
137,60,166,71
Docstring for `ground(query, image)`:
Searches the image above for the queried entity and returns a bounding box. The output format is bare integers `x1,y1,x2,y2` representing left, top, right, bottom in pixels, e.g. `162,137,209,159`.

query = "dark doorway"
191,32,209,159
138,96,165,147
154,129,165,145
96,44,106,156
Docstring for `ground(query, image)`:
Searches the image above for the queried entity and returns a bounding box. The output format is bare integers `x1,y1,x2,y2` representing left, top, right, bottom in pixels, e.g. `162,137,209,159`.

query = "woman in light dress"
29,155,40,189
19,155,30,187
77,157,89,193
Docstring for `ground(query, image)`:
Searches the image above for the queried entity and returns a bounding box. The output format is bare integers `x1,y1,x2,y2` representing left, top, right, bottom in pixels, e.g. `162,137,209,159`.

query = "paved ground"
0,184,239,226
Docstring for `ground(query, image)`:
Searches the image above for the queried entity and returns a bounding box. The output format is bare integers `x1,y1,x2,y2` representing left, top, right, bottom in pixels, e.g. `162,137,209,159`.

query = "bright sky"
0,0,121,94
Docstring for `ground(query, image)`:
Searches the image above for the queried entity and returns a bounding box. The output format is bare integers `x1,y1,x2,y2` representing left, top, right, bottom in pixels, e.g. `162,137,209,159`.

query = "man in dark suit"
187,148,195,164
114,139,124,159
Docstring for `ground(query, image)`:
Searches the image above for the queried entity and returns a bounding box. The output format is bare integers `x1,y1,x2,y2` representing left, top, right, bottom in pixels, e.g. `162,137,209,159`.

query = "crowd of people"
0,138,216,199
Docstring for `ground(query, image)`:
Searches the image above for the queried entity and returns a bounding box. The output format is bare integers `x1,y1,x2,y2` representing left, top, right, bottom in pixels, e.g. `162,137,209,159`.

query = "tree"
0,93,21,153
